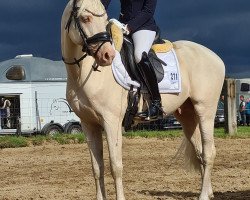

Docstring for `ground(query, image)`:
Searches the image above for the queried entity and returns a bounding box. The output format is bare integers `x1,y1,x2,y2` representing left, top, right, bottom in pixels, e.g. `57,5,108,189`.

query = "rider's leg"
132,30,162,119
132,30,156,63
137,52,163,119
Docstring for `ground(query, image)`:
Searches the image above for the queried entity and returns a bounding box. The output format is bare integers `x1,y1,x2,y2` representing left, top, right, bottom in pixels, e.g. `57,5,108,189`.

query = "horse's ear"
108,23,123,52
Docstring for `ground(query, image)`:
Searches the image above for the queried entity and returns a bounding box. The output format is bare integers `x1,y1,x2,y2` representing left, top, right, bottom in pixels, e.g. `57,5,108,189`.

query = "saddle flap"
120,36,141,82
148,50,164,82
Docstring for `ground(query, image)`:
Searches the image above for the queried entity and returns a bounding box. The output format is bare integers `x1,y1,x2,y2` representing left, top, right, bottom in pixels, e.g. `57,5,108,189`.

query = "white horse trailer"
0,55,81,135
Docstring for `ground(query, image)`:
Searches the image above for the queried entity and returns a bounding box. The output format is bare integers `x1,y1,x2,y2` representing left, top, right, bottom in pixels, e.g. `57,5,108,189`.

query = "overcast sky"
0,0,249,78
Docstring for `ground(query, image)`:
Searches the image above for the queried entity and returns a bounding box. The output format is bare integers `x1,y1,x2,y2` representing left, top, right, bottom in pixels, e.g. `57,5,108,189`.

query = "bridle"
62,0,112,69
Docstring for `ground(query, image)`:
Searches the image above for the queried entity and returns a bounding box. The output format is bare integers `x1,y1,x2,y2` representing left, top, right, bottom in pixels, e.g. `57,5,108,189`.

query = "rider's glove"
109,18,130,35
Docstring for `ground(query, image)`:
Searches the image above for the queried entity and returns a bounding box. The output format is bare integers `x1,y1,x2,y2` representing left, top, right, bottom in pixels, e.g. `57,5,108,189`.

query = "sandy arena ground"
0,137,249,200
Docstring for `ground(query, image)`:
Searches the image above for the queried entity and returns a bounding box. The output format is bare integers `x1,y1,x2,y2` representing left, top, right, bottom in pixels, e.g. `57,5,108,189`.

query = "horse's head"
62,0,115,66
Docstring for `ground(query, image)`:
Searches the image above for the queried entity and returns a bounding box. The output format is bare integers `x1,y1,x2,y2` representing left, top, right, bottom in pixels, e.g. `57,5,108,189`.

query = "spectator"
245,98,250,126
218,95,224,109
220,95,225,102
239,95,246,126
0,97,11,129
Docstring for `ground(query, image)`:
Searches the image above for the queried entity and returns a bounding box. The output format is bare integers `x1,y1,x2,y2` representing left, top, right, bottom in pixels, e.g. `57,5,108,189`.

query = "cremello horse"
61,0,225,199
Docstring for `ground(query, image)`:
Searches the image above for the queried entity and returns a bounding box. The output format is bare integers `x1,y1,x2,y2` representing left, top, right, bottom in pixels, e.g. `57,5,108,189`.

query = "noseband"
62,0,112,69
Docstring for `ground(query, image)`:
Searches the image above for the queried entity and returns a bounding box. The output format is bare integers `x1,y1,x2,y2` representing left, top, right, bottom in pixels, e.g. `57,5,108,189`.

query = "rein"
62,0,112,70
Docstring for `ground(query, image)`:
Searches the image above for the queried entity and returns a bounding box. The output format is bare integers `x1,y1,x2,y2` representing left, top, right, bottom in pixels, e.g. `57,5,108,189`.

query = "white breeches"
132,30,156,63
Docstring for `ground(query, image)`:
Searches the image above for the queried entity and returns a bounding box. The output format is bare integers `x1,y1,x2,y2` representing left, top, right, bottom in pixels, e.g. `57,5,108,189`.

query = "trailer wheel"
67,124,82,134
44,125,63,136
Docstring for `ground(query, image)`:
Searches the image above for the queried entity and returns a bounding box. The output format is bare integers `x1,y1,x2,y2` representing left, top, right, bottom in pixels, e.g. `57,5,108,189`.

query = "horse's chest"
78,103,101,124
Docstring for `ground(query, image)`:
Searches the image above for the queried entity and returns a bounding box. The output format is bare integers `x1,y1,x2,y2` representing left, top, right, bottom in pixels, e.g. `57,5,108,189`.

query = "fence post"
224,78,237,135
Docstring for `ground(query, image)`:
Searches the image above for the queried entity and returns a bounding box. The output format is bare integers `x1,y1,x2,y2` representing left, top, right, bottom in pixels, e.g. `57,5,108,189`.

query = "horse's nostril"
104,52,110,61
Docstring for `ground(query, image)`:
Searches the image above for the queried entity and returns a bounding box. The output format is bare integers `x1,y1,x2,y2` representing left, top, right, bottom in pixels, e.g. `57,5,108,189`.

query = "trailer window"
241,83,249,91
6,66,26,80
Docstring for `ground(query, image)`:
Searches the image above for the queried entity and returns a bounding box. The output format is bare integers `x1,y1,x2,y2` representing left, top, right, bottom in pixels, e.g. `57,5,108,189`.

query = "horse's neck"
62,32,113,97
62,32,82,80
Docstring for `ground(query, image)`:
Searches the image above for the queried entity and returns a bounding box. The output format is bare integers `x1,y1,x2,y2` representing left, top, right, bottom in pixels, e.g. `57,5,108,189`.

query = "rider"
101,0,162,120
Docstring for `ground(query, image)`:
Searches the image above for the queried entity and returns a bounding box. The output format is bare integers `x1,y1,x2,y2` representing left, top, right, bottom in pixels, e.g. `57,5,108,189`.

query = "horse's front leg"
104,117,125,200
81,123,106,200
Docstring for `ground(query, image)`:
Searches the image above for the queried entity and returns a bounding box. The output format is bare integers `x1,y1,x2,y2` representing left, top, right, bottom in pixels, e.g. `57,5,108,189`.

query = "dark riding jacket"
101,0,157,33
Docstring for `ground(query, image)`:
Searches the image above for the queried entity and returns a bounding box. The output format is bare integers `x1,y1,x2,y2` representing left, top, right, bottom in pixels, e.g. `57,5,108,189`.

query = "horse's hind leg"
174,98,215,200
81,123,106,200
194,103,216,200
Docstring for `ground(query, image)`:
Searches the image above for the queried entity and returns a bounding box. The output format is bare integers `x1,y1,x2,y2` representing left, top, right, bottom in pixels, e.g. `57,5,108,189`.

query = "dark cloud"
152,1,250,78
0,0,249,78
0,0,68,60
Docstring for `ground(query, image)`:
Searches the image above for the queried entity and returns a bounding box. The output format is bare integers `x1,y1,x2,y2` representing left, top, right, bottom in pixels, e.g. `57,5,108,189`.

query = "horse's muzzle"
95,43,115,66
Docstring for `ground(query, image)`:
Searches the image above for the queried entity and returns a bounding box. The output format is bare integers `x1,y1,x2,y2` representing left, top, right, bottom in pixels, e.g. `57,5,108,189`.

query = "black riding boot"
137,52,163,119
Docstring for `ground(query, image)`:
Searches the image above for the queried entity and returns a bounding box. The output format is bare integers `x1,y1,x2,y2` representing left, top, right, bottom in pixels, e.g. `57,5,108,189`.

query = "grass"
0,136,28,149
51,133,85,144
124,129,182,139
213,126,250,138
0,126,249,149
31,135,47,146
0,133,86,149
124,126,250,139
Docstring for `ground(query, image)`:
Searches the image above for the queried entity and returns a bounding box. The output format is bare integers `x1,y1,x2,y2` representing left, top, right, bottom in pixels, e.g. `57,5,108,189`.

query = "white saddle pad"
112,49,181,93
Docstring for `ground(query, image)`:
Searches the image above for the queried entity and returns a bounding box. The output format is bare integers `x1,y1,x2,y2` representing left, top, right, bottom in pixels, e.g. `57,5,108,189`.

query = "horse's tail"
173,132,201,172
183,134,201,172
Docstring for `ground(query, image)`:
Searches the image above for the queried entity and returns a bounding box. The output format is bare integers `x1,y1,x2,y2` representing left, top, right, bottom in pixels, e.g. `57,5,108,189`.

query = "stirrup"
137,111,162,121
137,102,163,121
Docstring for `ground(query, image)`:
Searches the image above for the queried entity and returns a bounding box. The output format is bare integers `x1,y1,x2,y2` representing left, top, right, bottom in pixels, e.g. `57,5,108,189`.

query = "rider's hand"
109,18,130,35
124,24,131,35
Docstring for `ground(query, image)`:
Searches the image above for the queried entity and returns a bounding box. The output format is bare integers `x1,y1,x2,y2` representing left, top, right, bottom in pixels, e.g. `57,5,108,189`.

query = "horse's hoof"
199,195,210,200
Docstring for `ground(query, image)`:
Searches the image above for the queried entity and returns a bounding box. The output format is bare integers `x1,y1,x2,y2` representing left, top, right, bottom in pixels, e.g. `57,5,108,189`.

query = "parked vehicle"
214,100,241,127
0,55,81,135
214,101,225,127
160,115,182,130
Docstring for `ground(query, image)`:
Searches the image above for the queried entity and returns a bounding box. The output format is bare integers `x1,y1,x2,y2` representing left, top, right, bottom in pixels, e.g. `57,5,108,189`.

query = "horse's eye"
80,16,91,23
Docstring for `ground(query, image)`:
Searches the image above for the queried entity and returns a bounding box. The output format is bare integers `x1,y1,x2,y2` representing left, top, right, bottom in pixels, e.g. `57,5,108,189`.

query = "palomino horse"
61,0,225,199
